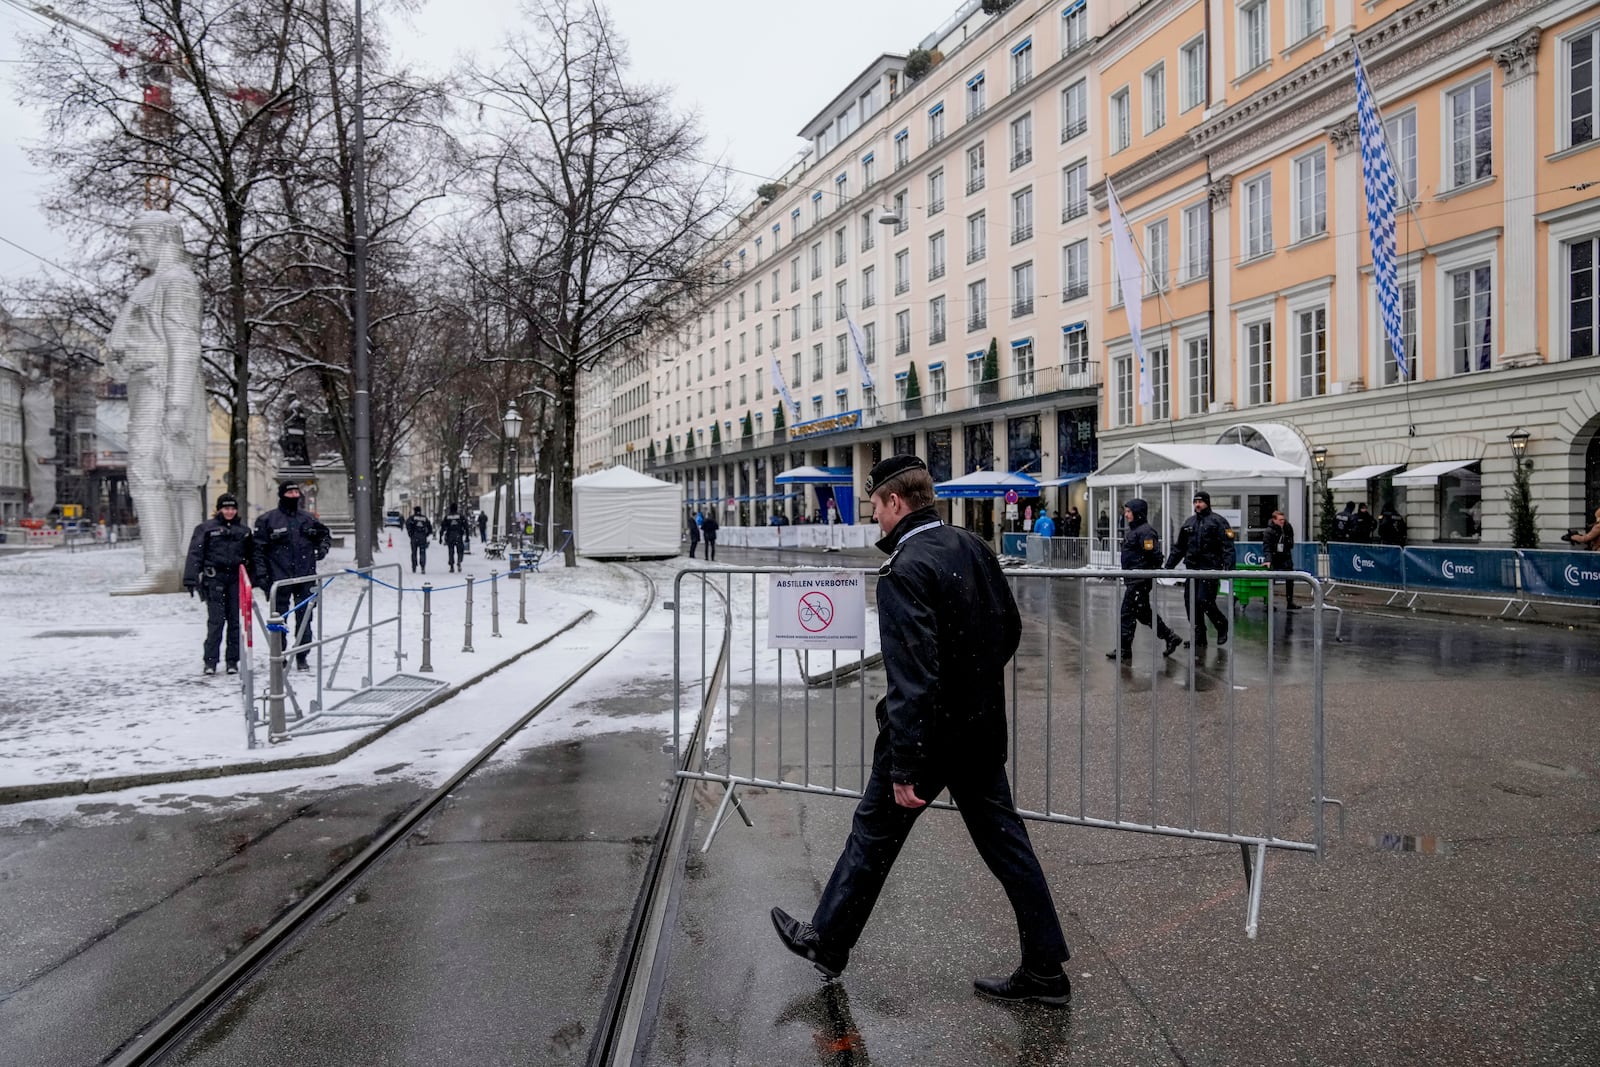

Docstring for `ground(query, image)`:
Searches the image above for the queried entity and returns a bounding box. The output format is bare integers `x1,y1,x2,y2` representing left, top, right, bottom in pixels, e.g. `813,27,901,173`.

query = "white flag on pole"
846,318,875,391
1106,179,1152,408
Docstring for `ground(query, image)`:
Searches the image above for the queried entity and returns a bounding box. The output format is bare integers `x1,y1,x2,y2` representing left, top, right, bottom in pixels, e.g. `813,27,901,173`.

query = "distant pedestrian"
404,507,433,574
1334,502,1356,542
1063,507,1082,539
1350,503,1377,543
1561,506,1600,551
441,506,470,572
1263,509,1301,610
688,511,702,558
769,454,1071,1006
701,511,719,561
183,493,255,676
1108,498,1183,662
252,481,331,671
1377,507,1407,546
1096,510,1110,547
1166,489,1235,648
477,510,488,543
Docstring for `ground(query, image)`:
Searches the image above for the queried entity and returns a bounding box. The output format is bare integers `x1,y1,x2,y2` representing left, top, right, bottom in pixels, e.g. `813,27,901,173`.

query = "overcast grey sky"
0,0,963,284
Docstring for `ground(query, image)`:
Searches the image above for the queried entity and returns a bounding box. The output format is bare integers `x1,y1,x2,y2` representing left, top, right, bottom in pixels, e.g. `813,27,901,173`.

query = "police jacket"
440,514,469,545
405,514,434,546
252,507,331,588
1263,521,1295,561
874,506,1022,786
1166,507,1236,570
1119,499,1164,572
183,516,254,590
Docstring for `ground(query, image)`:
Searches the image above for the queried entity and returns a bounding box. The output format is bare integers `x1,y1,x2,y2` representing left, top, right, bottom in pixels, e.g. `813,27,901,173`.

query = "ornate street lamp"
458,446,472,513
503,403,523,544
1506,427,1531,469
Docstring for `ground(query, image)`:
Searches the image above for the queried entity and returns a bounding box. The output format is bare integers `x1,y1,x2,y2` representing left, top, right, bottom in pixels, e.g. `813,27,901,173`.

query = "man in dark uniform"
182,493,255,675
440,506,470,572
252,480,332,671
1165,489,1235,647
404,507,433,574
1108,498,1183,662
1263,509,1301,610
1350,502,1377,544
770,455,1071,1007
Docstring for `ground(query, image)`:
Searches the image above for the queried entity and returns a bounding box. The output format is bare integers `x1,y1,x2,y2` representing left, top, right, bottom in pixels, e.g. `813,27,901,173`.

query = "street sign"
1004,489,1019,504
767,571,867,649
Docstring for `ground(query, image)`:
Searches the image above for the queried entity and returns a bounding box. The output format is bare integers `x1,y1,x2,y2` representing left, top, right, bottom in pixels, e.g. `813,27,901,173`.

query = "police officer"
1108,498,1183,662
1165,489,1235,647
440,506,469,572
1263,509,1301,610
404,506,433,573
182,493,255,675
770,455,1071,1007
252,480,332,671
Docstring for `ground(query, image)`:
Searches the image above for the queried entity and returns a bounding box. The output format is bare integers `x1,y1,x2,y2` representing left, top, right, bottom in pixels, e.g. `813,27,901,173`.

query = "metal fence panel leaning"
672,566,1336,937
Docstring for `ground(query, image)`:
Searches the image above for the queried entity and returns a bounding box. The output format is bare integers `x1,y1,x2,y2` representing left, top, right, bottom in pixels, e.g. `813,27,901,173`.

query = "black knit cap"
279,480,302,495
865,454,927,495
216,493,238,509
1193,489,1211,504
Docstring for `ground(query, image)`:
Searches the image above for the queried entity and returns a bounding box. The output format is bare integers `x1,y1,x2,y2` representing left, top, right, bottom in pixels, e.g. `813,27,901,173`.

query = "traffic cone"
387,532,393,549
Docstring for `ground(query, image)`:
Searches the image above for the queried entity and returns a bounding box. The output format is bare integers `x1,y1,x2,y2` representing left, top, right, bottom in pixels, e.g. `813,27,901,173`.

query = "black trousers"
1184,578,1229,642
812,728,1070,971
1270,553,1297,605
409,541,428,571
704,537,716,561
202,578,242,667
272,585,316,666
1119,578,1176,652
447,540,465,568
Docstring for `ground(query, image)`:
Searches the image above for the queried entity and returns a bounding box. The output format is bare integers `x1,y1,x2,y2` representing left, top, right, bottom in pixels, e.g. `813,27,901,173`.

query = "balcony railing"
929,326,947,344
930,130,945,147
862,293,875,307
1062,280,1089,301
967,175,985,195
967,102,986,122
1062,200,1087,222
1012,297,1034,318
895,337,911,355
835,305,848,320
968,312,987,331
811,265,822,280
1060,117,1087,142
967,246,986,264
1011,223,1033,244
928,197,945,215
895,279,910,295
929,262,946,281
835,251,847,267
1013,70,1033,90
1011,148,1033,170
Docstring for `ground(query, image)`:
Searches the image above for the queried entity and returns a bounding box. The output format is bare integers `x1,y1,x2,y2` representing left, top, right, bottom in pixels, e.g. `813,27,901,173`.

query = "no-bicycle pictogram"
798,591,834,632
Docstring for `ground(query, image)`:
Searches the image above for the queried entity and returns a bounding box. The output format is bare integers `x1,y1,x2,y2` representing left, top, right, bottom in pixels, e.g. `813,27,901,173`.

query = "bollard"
491,569,501,637
420,583,434,672
267,616,287,739
517,566,527,624
463,575,475,653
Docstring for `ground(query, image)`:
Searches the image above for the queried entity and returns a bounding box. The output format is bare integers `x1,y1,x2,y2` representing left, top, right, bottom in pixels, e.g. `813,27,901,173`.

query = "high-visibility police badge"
1143,539,1154,550
1225,529,1235,539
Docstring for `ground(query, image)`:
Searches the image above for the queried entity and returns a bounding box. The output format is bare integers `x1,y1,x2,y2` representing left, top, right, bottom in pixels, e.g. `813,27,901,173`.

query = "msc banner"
1401,547,1518,593
767,571,868,649
1518,550,1600,600
1327,543,1404,586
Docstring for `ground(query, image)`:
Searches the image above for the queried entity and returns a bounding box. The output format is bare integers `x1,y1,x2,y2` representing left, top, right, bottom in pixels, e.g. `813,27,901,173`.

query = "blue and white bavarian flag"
1354,50,1408,381
770,350,801,417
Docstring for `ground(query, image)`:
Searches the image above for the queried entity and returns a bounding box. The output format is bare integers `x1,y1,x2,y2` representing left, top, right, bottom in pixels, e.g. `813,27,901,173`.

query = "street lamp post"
458,446,473,515
503,403,523,547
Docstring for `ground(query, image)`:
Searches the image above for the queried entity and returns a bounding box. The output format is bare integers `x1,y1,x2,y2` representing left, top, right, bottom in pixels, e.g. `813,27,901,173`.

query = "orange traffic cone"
387,532,393,549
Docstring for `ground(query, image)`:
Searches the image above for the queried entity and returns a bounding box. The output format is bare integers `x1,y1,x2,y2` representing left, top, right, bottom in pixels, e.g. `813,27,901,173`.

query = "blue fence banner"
1401,547,1518,594
1327,543,1405,586
1293,543,1318,573
1518,550,1600,600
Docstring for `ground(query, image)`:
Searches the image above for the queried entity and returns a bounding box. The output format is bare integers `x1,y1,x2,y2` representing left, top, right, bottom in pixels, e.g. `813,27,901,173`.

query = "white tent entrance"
572,467,683,558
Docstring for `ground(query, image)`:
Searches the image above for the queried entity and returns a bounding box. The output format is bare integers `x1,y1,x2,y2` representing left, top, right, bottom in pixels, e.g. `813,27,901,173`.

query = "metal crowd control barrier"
672,566,1339,937
245,563,444,747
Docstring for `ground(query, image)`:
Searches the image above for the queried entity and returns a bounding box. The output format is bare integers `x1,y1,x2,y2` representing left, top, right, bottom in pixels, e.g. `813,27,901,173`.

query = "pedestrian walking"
688,511,702,558
182,493,255,676
701,511,719,561
252,481,332,671
404,507,433,574
1063,507,1082,539
770,454,1072,1007
441,506,470,572
1166,489,1235,648
1263,509,1301,610
477,510,488,543
1107,498,1183,662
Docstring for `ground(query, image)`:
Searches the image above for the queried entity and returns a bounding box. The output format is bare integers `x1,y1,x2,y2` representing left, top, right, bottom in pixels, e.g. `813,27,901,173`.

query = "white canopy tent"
570,467,683,558
1328,462,1407,490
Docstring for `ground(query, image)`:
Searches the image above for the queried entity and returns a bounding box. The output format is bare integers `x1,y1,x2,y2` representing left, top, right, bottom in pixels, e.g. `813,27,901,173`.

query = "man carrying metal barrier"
1166,489,1235,648
181,492,254,676
253,480,332,671
770,454,1072,1007
1108,497,1184,662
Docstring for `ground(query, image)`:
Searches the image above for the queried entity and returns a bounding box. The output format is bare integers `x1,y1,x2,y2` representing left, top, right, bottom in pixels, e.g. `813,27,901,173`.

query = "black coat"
1119,499,1163,571
183,516,255,590
701,514,720,540
1166,507,1236,570
874,507,1022,787
252,507,331,588
440,514,470,545
405,514,434,546
1263,521,1295,562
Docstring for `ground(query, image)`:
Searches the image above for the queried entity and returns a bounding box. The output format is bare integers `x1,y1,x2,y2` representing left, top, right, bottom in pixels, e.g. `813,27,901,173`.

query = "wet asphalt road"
1,549,1597,1065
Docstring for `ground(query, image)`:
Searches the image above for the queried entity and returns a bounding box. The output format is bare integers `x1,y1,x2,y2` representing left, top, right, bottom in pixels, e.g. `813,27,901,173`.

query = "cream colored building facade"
590,0,1600,545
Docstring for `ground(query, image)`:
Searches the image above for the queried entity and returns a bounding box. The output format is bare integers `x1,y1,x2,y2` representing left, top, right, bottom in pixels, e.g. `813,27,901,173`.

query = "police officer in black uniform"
440,506,470,572
1108,498,1184,662
252,480,332,670
770,455,1071,1007
182,493,255,675
1165,489,1235,647
404,506,433,573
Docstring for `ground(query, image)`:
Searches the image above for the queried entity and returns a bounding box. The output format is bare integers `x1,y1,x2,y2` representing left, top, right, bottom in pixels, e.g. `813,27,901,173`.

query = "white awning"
1036,472,1090,487
1391,459,1478,487
1327,462,1406,489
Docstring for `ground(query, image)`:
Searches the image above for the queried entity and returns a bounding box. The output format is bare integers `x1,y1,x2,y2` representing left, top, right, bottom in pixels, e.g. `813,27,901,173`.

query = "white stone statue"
107,212,209,594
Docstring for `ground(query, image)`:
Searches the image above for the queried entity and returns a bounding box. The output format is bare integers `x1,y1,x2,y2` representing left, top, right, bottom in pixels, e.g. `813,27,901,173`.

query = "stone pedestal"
305,459,353,545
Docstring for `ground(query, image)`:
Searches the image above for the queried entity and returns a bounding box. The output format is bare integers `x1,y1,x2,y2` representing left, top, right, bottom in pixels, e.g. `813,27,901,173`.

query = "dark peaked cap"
865,454,927,495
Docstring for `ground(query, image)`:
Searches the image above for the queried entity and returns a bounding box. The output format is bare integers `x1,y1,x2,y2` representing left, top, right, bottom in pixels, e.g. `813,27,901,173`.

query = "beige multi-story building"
593,0,1600,547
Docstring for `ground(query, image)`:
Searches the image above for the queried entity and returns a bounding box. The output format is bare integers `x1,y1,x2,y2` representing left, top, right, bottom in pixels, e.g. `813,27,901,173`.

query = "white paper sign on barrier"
766,571,868,649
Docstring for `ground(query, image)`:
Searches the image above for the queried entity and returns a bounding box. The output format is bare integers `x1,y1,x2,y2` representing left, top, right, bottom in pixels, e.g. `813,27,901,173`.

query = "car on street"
383,510,403,527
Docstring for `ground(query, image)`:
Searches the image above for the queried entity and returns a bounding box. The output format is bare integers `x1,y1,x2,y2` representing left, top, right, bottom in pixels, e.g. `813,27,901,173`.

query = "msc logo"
1565,563,1600,585
1243,550,1264,566
1440,559,1476,580
1352,555,1375,572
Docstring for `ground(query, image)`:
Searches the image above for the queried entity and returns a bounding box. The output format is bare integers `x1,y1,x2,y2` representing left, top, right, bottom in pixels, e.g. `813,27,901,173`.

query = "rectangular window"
1062,239,1089,300
1143,62,1166,133
861,265,876,307
1450,263,1493,373
1180,36,1206,112
812,344,824,380
739,332,748,361
1146,220,1169,294
1246,319,1273,405
967,211,987,263
929,296,947,343
1182,202,1210,281
930,365,948,412
755,323,764,353
813,194,824,225
928,168,946,215
756,367,764,398
834,279,848,319
1244,173,1273,259
1012,261,1035,318
1569,236,1598,359
791,305,801,341
834,226,847,267
968,279,988,331
1448,79,1492,188
1379,278,1420,383
1385,109,1418,202
892,189,909,235
1011,187,1034,244
836,173,849,207
967,353,985,390
1011,37,1033,89
836,334,849,374
1293,149,1327,241
966,73,987,121
1061,160,1088,221
1114,355,1134,426
1290,0,1323,43
862,154,876,189
1186,335,1212,415
810,242,822,280
861,210,875,252
894,128,910,170
724,340,732,369
1010,113,1033,170
1241,0,1269,73
1015,340,1036,395
862,322,876,363
790,256,800,291
894,250,910,294
1149,346,1170,421
813,396,824,418
1110,88,1131,151
966,143,986,194
738,293,747,321
754,282,763,312
896,310,912,354
1061,79,1087,142
1063,325,1090,376
791,352,801,388
929,102,946,145
928,231,947,280
1062,2,1088,53
771,313,780,349
1568,27,1598,148
811,293,823,330
1296,306,1328,397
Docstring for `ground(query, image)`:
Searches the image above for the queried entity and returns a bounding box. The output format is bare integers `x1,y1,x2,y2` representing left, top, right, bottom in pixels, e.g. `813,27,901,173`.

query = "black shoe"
770,907,848,979
1286,603,1303,611
226,664,238,675
296,658,310,672
1105,649,1132,663
1163,633,1183,658
1217,628,1229,647
973,964,1071,1007
203,665,217,676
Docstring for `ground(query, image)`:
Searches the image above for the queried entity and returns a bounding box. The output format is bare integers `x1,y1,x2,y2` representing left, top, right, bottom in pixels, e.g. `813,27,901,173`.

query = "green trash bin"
1232,562,1270,611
